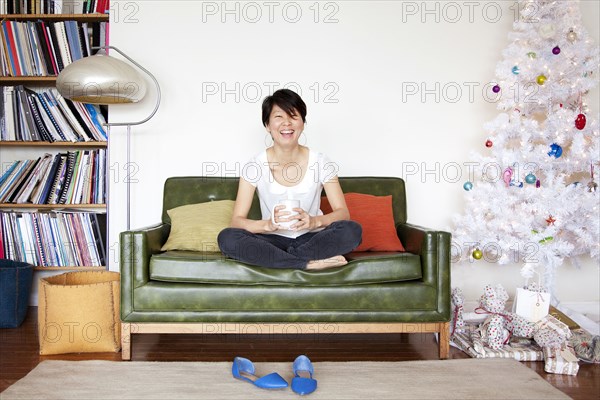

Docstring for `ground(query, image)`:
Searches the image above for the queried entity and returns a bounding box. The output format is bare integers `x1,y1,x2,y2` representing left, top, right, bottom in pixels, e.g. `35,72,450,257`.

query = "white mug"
271,199,300,230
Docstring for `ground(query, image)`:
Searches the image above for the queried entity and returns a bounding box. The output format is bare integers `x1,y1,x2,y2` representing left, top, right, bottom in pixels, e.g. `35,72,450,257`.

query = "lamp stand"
94,46,161,231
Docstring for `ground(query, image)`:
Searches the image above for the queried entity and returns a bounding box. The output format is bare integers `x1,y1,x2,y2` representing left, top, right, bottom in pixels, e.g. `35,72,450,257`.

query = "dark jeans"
217,220,362,269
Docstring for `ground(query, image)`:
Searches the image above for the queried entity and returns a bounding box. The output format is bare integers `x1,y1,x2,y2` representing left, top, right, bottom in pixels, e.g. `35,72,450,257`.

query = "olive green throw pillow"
161,200,235,252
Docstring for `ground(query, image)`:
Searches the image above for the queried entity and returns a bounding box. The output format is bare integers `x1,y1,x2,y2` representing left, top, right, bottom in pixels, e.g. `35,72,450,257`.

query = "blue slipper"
291,355,317,395
232,357,288,389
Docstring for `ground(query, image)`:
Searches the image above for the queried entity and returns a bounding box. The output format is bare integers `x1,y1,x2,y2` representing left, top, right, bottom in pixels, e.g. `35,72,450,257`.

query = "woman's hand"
290,208,321,231
267,205,291,231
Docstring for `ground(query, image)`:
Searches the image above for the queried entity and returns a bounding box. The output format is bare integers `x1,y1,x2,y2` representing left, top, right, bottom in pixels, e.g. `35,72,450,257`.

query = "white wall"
108,0,599,303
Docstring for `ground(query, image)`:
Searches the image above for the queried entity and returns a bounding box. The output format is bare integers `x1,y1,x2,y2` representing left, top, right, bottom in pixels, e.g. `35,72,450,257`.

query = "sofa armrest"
120,223,170,319
396,223,451,319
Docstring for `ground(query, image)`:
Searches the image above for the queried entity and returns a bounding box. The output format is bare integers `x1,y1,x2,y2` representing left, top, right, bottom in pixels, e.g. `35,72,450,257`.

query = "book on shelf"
0,160,26,200
0,209,106,267
14,152,53,203
0,149,105,205
34,153,60,203
0,19,108,77
47,153,67,204
1,85,107,141
0,160,20,187
4,157,40,203
0,213,4,257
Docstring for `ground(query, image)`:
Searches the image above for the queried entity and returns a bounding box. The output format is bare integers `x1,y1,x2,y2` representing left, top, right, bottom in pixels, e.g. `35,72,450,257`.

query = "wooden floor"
1,308,599,399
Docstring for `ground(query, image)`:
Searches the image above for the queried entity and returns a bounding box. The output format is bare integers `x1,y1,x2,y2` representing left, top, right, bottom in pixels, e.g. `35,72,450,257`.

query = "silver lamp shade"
56,50,147,104
55,45,161,232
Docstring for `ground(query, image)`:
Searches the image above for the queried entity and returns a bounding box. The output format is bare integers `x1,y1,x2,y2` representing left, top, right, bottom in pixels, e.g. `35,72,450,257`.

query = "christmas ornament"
588,164,597,193
567,29,577,42
512,66,520,75
537,74,547,85
546,215,556,226
552,46,561,55
503,167,513,187
463,181,473,191
492,85,501,93
536,179,541,188
527,52,537,59
575,113,586,130
472,248,483,260
538,23,555,39
532,230,554,244
547,143,563,158
510,181,524,188
525,173,537,184
485,139,493,148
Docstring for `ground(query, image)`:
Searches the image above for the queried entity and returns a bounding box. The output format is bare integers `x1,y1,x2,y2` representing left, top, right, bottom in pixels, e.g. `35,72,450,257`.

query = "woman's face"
266,105,304,146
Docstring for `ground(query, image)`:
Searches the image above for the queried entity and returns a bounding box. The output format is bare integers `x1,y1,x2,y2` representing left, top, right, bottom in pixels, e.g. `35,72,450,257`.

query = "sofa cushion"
321,193,405,252
149,251,421,286
161,200,235,252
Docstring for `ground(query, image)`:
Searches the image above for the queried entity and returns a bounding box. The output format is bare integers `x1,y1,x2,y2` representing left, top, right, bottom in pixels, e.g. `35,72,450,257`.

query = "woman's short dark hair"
262,89,307,127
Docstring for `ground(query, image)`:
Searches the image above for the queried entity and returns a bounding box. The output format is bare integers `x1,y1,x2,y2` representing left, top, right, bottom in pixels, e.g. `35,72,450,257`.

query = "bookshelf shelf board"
0,204,106,210
33,266,106,271
1,141,107,147
0,13,109,22
0,76,57,85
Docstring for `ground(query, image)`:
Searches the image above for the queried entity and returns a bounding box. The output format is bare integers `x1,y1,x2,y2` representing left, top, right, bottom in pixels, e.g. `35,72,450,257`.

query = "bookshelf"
1,10,110,271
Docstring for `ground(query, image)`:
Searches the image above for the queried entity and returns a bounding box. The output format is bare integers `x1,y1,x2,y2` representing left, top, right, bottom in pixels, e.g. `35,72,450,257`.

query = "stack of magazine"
1,86,107,142
0,149,106,205
0,210,106,267
0,18,108,77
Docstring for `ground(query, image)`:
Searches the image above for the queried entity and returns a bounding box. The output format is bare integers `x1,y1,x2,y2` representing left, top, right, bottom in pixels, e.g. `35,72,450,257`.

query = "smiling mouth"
280,130,294,137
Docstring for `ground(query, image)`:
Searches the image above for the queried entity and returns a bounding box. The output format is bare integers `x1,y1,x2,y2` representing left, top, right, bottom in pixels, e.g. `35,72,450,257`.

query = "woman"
218,89,362,270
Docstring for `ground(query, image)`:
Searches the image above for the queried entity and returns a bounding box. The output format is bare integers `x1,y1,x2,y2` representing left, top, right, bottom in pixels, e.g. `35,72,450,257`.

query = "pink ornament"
503,167,513,187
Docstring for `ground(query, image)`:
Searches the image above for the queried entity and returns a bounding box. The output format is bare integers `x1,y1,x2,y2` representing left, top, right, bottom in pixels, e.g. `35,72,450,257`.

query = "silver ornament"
567,30,577,42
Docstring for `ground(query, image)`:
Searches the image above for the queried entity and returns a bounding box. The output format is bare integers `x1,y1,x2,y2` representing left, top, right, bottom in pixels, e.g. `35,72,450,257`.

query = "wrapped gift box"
549,306,579,330
543,345,580,376
451,324,544,361
534,314,572,349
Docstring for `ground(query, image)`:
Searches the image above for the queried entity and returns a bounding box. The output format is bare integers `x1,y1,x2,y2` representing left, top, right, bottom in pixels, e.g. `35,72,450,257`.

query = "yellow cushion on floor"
38,271,121,355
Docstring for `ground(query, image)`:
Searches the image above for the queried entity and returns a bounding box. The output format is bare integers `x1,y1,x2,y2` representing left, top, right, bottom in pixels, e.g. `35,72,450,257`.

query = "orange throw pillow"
321,193,405,252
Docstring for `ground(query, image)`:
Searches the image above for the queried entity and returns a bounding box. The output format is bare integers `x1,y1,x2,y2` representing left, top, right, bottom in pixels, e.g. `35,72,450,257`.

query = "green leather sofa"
120,176,451,360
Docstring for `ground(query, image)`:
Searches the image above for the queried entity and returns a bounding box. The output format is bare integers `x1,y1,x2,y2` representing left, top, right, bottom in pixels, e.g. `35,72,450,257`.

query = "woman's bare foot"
305,255,348,270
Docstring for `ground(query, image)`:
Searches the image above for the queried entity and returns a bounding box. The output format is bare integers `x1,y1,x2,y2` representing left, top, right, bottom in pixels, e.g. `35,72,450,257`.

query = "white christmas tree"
452,0,600,290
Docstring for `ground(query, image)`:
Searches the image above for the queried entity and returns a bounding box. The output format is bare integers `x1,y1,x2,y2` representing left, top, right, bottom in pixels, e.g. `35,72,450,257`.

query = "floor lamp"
56,46,161,231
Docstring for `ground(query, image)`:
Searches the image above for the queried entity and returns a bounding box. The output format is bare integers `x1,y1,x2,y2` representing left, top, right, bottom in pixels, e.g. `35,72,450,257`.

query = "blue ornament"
510,181,524,188
463,181,473,191
547,143,563,158
512,66,520,75
525,173,537,184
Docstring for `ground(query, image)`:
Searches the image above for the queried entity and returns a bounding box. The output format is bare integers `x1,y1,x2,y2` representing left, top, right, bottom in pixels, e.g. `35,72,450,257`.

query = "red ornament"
546,215,556,226
575,113,586,130
485,140,493,148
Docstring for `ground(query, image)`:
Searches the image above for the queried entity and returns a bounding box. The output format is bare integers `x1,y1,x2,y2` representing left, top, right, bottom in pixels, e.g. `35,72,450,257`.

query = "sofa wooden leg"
121,323,131,361
439,321,450,359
